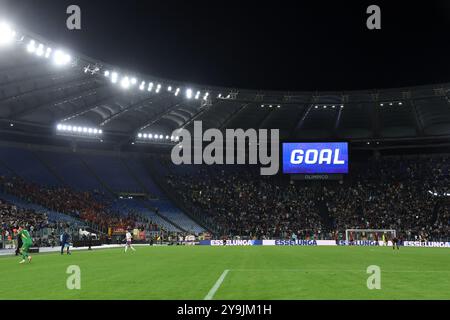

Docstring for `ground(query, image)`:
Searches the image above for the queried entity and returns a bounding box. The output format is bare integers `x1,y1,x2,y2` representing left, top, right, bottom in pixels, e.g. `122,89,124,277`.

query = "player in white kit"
124,230,136,252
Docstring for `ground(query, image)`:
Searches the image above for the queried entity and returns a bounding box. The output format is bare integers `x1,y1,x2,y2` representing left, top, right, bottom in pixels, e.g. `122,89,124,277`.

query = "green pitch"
0,246,449,300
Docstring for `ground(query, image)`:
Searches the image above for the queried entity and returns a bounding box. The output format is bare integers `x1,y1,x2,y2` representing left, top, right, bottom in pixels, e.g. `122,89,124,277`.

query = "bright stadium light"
175,88,180,96
27,40,36,53
195,91,200,99
149,134,153,139
57,124,62,130
0,22,16,46
139,81,145,90
165,135,169,140
36,43,44,56
148,82,154,92
53,50,71,66
138,133,142,138
45,47,52,58
131,78,137,85
120,76,130,89
104,70,110,77
168,86,172,92
186,88,193,99
156,84,161,93
159,134,163,139
111,72,118,83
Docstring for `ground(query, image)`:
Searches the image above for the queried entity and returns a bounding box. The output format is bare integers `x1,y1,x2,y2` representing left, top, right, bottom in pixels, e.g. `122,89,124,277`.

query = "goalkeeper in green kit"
17,226,33,264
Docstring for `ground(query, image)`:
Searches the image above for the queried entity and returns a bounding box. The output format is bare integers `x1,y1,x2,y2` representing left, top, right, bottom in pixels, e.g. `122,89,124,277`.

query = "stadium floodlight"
170,135,174,141
195,91,200,99
36,43,44,56
57,124,62,130
120,76,130,90
138,133,142,138
159,134,163,139
93,129,98,134
0,22,16,46
53,50,71,66
104,70,110,77
174,88,180,96
269,105,273,108
149,134,153,139
111,72,118,83
88,128,93,134
45,47,52,58
398,102,403,105
277,105,281,108
67,125,73,132
156,84,161,93
143,133,148,138
83,127,88,133
27,40,36,53
131,78,137,85
148,82,154,92
61,125,67,131
340,105,344,108
186,88,193,99
139,81,146,91
168,86,172,92
98,129,103,134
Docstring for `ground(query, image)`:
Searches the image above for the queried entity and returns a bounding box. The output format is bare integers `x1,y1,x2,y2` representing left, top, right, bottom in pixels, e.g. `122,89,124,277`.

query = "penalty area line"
204,269,230,300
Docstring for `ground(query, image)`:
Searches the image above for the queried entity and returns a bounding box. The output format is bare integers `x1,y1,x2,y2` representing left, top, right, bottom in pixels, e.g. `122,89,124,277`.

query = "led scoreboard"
282,142,349,174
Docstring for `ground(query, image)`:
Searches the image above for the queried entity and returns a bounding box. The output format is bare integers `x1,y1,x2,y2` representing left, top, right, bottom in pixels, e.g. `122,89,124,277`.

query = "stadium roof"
1,23,450,149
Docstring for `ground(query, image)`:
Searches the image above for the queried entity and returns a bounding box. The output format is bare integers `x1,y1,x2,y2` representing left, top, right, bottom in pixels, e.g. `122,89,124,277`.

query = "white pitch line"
204,269,230,300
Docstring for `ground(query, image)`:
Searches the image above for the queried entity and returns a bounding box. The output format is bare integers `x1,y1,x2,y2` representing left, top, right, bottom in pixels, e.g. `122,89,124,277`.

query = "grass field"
0,246,449,300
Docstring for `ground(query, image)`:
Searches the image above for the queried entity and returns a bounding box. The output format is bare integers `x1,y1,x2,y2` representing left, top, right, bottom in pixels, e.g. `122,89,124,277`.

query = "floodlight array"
313,105,344,109
26,39,71,66
136,132,179,143
0,22,17,46
56,124,103,136
102,67,211,101
379,101,403,107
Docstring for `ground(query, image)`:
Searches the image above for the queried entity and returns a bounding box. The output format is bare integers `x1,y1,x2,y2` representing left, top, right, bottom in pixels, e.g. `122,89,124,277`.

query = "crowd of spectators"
166,155,450,241
0,175,160,234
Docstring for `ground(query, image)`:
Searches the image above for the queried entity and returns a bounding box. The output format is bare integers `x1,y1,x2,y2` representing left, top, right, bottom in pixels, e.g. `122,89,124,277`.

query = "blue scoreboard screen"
282,142,349,174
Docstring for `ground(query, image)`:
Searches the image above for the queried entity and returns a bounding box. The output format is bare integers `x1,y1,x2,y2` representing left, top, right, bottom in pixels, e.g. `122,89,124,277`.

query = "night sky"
1,0,450,91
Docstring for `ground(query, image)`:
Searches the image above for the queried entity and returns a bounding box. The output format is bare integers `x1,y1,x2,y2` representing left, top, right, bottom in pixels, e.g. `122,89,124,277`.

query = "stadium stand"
0,22,449,247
